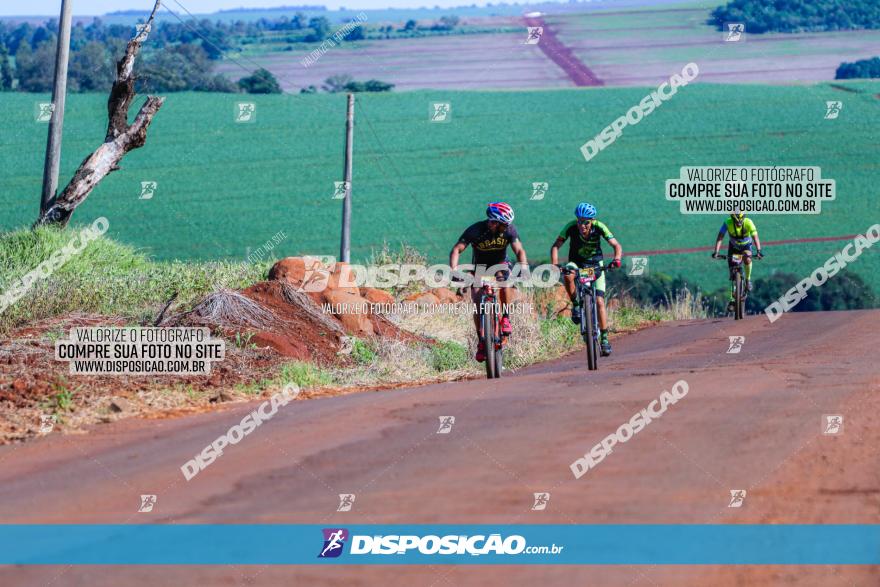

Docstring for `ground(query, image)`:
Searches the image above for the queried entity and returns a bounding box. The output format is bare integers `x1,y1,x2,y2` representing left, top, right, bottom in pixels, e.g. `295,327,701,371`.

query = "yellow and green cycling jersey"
557,219,615,295
557,219,615,264
719,218,757,247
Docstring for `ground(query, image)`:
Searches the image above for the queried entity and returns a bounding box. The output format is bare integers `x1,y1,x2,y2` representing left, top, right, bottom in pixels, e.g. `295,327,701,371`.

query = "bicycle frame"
715,253,754,320
478,276,504,378
562,261,606,370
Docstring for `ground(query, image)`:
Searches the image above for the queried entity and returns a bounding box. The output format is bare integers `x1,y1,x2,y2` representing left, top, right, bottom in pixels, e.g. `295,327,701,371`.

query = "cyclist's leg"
470,286,481,330
564,272,580,323
726,243,737,301
595,272,612,355
742,245,754,282
563,272,576,300
497,265,513,334
497,265,512,306
595,269,608,331
471,286,488,361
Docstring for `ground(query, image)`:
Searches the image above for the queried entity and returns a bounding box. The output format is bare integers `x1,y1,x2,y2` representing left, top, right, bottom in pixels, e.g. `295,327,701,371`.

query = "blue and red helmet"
575,202,597,220
486,202,515,224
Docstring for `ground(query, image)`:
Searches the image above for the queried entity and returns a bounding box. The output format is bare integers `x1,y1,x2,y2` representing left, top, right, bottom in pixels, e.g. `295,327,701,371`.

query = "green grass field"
2,80,878,295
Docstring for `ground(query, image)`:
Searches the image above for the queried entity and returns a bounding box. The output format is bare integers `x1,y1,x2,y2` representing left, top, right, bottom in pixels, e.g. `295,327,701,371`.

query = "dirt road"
1,311,878,585
524,16,603,86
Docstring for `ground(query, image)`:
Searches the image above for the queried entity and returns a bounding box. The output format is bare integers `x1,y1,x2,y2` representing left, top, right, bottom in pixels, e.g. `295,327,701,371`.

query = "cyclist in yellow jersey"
711,210,764,312
551,202,622,356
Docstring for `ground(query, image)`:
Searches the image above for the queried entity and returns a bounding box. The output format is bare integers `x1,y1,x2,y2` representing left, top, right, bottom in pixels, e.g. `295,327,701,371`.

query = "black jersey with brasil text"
457,220,520,266
557,219,615,265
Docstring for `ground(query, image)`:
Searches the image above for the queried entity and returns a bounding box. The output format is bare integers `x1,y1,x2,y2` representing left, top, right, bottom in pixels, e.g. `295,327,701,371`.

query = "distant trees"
343,23,366,41
743,270,876,313
710,0,880,33
397,15,459,33
432,15,460,31
304,17,331,42
238,68,282,94
317,74,394,94
606,268,876,315
344,79,395,92
137,44,238,93
14,41,55,92
0,12,420,94
836,57,880,79
321,74,353,93
68,41,116,91
0,44,14,90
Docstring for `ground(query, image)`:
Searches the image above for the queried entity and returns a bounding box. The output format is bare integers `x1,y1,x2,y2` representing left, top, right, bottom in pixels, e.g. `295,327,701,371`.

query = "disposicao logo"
318,528,349,558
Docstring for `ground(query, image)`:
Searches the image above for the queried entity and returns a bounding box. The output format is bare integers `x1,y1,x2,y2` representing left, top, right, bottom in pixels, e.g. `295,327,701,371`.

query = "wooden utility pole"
40,0,74,215
339,93,354,263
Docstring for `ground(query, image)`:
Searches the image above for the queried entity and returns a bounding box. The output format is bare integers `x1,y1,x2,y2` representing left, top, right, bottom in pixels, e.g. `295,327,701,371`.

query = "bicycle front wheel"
734,271,744,320
483,302,497,379
584,295,598,371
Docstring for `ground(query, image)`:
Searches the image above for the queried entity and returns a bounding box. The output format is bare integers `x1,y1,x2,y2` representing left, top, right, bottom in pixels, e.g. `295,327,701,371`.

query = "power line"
161,2,282,87
357,100,443,250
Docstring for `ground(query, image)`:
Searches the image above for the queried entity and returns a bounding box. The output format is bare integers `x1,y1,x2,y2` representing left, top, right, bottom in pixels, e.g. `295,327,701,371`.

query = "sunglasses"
577,219,593,225
488,220,509,227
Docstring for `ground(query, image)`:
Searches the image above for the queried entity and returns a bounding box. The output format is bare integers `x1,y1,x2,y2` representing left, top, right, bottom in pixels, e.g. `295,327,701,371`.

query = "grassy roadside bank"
0,227,702,443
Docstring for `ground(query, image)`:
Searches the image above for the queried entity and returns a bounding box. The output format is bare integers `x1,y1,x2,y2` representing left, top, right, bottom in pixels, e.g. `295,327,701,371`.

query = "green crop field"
2,80,879,294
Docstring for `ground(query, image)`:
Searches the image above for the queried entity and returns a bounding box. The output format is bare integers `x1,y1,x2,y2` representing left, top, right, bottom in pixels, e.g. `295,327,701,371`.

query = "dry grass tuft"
280,283,344,335
165,288,277,329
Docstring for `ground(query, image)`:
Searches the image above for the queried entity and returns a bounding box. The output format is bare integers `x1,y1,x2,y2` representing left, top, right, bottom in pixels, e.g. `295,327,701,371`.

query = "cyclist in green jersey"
711,210,764,312
551,202,622,356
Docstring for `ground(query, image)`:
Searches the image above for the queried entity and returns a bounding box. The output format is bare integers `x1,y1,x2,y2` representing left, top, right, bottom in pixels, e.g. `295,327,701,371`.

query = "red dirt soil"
241,281,426,362
524,16,603,86
240,281,343,364
0,275,431,443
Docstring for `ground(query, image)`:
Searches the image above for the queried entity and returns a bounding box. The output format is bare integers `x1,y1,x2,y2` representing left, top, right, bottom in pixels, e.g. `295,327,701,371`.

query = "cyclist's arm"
713,224,727,255
608,237,622,264
550,236,565,265
745,220,761,254
596,221,622,264
449,241,468,271
511,239,528,266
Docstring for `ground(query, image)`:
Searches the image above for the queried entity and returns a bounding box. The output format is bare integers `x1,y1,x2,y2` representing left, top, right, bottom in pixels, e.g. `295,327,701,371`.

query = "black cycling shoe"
727,300,736,313
571,304,581,324
600,335,612,357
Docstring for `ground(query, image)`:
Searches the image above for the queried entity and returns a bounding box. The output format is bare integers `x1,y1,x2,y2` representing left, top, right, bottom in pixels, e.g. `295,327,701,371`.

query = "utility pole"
40,0,74,215
339,93,355,263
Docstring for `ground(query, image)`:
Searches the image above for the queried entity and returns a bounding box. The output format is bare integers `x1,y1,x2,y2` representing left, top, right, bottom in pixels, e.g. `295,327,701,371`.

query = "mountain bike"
560,261,607,371
714,253,760,320
478,275,506,379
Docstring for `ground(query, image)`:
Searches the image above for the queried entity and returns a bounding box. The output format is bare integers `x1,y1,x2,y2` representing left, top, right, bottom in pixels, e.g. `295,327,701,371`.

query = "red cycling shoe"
500,316,512,335
475,341,486,362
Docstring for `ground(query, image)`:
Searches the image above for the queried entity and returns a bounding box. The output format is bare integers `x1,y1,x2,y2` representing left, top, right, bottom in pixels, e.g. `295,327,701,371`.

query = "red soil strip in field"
629,234,859,257
524,16,603,87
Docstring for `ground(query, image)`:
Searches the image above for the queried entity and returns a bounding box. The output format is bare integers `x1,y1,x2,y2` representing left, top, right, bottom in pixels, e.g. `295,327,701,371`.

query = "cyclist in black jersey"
450,202,529,362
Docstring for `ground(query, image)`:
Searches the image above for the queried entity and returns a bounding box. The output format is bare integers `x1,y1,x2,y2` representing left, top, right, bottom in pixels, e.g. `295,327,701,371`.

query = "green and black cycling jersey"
555,220,615,265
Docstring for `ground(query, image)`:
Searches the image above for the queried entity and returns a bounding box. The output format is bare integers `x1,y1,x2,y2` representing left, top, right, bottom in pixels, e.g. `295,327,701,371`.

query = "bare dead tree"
35,0,165,227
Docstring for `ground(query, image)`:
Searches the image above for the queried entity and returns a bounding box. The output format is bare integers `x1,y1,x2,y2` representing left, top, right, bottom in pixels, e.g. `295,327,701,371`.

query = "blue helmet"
575,202,597,219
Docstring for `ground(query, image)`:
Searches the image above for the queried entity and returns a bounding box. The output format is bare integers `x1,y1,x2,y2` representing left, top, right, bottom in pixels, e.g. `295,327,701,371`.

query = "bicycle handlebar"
713,254,762,260
557,261,617,275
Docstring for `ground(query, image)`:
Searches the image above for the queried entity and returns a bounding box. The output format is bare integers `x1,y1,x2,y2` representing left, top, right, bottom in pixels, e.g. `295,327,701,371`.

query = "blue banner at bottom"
2,525,878,565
